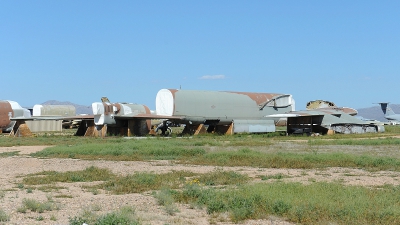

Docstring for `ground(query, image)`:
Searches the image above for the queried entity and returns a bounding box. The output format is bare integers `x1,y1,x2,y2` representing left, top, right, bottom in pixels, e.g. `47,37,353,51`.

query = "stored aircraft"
6,102,93,136
0,100,31,133
91,92,382,136
86,89,296,137
266,100,384,135
155,89,295,134
378,103,400,124
87,97,182,137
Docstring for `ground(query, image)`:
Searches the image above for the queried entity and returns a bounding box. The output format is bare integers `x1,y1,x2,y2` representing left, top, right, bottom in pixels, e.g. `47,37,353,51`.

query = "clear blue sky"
1,1,399,110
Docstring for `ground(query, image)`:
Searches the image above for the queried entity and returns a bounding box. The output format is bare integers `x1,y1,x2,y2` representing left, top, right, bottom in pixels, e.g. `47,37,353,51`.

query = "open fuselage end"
91,102,152,136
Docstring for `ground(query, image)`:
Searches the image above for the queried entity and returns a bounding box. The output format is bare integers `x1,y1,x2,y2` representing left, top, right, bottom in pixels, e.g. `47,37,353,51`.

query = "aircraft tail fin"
101,97,110,103
378,103,395,116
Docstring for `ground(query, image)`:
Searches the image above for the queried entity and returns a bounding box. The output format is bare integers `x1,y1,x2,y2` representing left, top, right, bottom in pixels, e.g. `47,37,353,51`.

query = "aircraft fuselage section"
0,101,13,132
156,89,295,125
0,100,30,132
92,102,150,126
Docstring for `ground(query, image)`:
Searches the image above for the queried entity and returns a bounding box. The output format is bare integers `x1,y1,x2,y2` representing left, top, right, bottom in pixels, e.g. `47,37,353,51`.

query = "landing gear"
155,121,172,136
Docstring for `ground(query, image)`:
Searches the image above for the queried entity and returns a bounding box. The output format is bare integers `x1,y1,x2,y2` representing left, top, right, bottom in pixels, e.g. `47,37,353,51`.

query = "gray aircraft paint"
33,105,76,117
267,107,385,134
155,89,295,125
378,103,400,123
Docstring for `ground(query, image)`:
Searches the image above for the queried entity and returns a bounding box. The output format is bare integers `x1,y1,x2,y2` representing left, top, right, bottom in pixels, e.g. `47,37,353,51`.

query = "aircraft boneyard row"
77,89,295,137
4,89,388,137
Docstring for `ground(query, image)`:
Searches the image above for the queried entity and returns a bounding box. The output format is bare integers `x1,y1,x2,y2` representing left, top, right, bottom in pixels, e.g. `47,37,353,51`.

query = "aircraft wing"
114,113,184,120
266,107,356,118
264,113,302,118
11,115,94,121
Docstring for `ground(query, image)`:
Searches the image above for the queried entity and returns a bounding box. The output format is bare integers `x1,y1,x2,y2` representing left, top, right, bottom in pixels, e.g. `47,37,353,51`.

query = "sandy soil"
0,146,399,225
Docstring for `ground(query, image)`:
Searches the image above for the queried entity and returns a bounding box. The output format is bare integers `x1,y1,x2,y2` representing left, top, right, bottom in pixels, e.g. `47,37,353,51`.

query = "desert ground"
0,144,399,225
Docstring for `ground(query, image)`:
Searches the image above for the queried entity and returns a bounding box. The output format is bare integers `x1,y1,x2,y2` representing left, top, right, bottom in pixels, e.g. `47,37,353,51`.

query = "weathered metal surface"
0,101,13,132
32,105,76,117
286,108,384,135
91,101,153,137
378,103,400,123
25,120,63,132
227,91,283,105
306,100,336,109
155,89,295,134
233,119,275,133
258,94,293,110
330,124,385,134
93,102,149,125
0,100,31,133
305,100,358,116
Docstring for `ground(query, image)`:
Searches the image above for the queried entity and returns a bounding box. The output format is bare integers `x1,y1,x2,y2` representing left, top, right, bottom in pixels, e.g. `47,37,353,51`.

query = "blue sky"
1,1,399,110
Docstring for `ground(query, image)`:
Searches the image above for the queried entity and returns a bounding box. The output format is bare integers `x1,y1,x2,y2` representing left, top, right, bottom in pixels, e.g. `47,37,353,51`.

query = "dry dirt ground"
0,146,399,225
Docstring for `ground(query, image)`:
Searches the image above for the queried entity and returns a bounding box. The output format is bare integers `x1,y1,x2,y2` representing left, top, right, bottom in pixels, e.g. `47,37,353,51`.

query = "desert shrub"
19,198,58,213
23,166,115,185
172,182,400,224
154,188,179,215
0,209,9,222
69,206,138,225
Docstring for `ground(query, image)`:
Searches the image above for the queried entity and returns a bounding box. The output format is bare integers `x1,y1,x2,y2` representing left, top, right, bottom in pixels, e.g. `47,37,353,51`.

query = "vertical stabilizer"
379,103,395,116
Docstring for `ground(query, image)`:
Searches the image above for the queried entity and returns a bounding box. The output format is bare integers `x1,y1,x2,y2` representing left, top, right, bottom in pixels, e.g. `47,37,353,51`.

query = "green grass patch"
259,173,290,180
154,188,179,215
1,124,399,149
22,166,115,185
69,206,139,225
0,151,19,157
35,185,66,192
29,141,400,172
173,182,400,224
22,167,248,195
31,139,206,160
197,169,249,186
54,194,73,198
181,149,400,171
18,198,59,213
309,137,400,146
384,125,400,133
97,170,195,194
94,170,248,194
0,209,9,222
